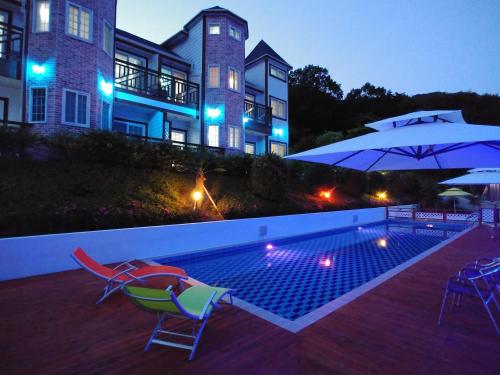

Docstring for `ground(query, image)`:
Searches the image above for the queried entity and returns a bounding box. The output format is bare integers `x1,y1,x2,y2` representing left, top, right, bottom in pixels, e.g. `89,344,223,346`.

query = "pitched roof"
162,6,249,48
245,40,292,69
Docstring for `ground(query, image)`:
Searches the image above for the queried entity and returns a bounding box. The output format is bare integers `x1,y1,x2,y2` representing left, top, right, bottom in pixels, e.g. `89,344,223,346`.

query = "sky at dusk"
117,0,500,96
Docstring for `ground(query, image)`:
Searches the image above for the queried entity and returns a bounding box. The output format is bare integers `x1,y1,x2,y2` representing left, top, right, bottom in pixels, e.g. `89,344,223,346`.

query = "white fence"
0,207,386,281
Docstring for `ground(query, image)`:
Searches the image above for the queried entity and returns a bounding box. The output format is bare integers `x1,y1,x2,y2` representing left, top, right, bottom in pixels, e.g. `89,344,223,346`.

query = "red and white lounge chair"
71,248,188,304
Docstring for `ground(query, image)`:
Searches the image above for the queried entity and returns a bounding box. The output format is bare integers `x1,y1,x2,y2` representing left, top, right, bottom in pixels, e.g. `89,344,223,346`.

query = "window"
245,93,255,102
63,89,90,126
245,142,256,155
208,23,220,35
66,2,92,42
270,141,286,157
103,20,113,56
101,101,111,130
0,11,7,57
208,65,220,88
228,26,241,41
228,126,240,148
270,96,287,119
33,0,50,32
127,124,144,136
208,125,219,147
171,129,186,144
29,87,47,123
115,51,146,91
270,65,286,81
228,67,240,91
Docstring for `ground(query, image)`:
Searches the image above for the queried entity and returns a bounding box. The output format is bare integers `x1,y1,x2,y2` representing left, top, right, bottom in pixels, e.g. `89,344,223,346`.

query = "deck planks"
0,226,498,375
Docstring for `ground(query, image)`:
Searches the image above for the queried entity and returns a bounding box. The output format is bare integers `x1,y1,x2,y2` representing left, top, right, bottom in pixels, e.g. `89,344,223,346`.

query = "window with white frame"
270,141,286,157
208,65,220,88
33,0,50,32
228,25,241,41
270,65,286,81
228,126,240,148
100,101,111,130
63,88,90,126
29,87,47,123
245,142,256,155
66,2,92,41
0,11,7,57
103,20,113,56
171,129,186,144
208,23,220,35
228,67,240,91
270,96,287,119
207,125,219,147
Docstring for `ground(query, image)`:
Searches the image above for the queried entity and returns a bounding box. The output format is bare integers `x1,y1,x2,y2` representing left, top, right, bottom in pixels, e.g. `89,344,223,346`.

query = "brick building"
0,2,291,156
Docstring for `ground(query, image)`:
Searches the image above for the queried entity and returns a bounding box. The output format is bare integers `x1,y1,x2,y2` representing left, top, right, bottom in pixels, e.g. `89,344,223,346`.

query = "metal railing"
114,59,199,108
0,21,23,79
124,133,225,155
386,206,499,226
244,100,271,124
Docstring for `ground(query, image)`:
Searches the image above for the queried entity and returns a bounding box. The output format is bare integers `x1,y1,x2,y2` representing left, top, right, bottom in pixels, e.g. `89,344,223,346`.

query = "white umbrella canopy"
439,168,500,185
286,110,500,171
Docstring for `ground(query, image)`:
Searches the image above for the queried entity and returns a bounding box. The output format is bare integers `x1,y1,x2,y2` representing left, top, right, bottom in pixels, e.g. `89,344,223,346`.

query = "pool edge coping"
146,223,477,334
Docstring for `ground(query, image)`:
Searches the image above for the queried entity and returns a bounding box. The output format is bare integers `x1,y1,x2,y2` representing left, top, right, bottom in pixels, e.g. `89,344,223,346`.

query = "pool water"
156,220,468,321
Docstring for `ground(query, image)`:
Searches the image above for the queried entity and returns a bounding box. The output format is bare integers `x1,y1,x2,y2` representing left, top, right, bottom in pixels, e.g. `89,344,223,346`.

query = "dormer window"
270,65,287,81
208,23,220,35
228,26,241,41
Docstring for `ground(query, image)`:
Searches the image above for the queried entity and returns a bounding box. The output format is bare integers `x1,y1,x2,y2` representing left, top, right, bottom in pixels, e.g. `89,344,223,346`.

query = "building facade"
0,2,291,156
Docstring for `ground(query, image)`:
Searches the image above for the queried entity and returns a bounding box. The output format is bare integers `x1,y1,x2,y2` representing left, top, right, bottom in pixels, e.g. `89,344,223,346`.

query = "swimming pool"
155,220,470,331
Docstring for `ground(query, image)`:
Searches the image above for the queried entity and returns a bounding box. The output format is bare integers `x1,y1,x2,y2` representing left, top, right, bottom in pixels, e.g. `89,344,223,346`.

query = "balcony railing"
123,133,225,155
114,59,199,108
0,21,23,79
244,99,271,124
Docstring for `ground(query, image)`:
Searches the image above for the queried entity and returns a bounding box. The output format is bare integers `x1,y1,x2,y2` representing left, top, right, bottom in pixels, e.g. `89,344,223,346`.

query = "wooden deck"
0,226,498,375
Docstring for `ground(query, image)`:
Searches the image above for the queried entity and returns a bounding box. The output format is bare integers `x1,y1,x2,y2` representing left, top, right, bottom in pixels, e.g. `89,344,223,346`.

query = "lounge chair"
123,284,234,360
438,266,500,336
71,248,188,304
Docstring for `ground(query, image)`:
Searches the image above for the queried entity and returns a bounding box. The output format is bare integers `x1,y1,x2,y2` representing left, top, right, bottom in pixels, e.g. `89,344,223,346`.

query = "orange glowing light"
192,191,202,201
319,190,334,200
376,191,388,200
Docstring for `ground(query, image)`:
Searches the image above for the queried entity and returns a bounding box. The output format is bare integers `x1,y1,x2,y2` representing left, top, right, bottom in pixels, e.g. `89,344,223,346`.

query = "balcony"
0,21,23,79
244,100,272,134
114,59,199,108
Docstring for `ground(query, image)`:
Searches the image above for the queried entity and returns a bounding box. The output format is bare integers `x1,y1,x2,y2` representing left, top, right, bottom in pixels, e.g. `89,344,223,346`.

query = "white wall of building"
0,208,387,281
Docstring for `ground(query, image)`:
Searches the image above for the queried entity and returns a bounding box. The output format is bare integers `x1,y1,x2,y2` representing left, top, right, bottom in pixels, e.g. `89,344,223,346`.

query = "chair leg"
145,313,166,352
189,318,208,361
438,288,450,325
483,302,500,336
96,282,122,304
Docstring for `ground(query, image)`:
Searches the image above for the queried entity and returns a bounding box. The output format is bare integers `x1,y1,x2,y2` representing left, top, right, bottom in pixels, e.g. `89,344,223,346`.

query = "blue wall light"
99,78,113,97
32,64,46,75
273,127,284,137
206,107,221,119
243,116,249,124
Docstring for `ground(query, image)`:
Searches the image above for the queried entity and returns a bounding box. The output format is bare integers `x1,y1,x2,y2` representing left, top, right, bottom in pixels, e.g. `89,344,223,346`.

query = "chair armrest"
112,260,138,271
109,267,136,282
199,291,217,319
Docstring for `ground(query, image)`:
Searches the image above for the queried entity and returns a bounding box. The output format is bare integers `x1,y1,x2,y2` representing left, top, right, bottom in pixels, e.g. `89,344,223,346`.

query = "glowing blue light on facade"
273,127,284,137
206,107,222,119
243,116,249,124
99,78,113,97
32,64,46,75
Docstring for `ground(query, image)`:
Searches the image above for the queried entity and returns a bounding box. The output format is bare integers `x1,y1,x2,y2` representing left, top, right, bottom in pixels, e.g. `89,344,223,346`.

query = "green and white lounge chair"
123,284,234,360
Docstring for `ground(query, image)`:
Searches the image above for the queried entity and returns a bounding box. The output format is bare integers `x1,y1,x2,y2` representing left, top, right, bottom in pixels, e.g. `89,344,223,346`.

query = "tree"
289,65,343,100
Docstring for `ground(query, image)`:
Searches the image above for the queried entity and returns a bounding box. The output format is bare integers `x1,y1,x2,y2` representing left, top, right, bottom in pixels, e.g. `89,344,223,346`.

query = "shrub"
0,126,38,159
250,154,287,201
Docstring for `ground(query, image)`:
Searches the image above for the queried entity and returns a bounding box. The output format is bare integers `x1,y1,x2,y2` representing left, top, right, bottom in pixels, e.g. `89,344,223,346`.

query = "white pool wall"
0,207,387,281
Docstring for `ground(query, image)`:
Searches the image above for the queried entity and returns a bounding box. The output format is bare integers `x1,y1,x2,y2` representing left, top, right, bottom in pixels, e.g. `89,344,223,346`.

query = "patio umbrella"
439,168,500,201
285,110,500,171
438,188,472,212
